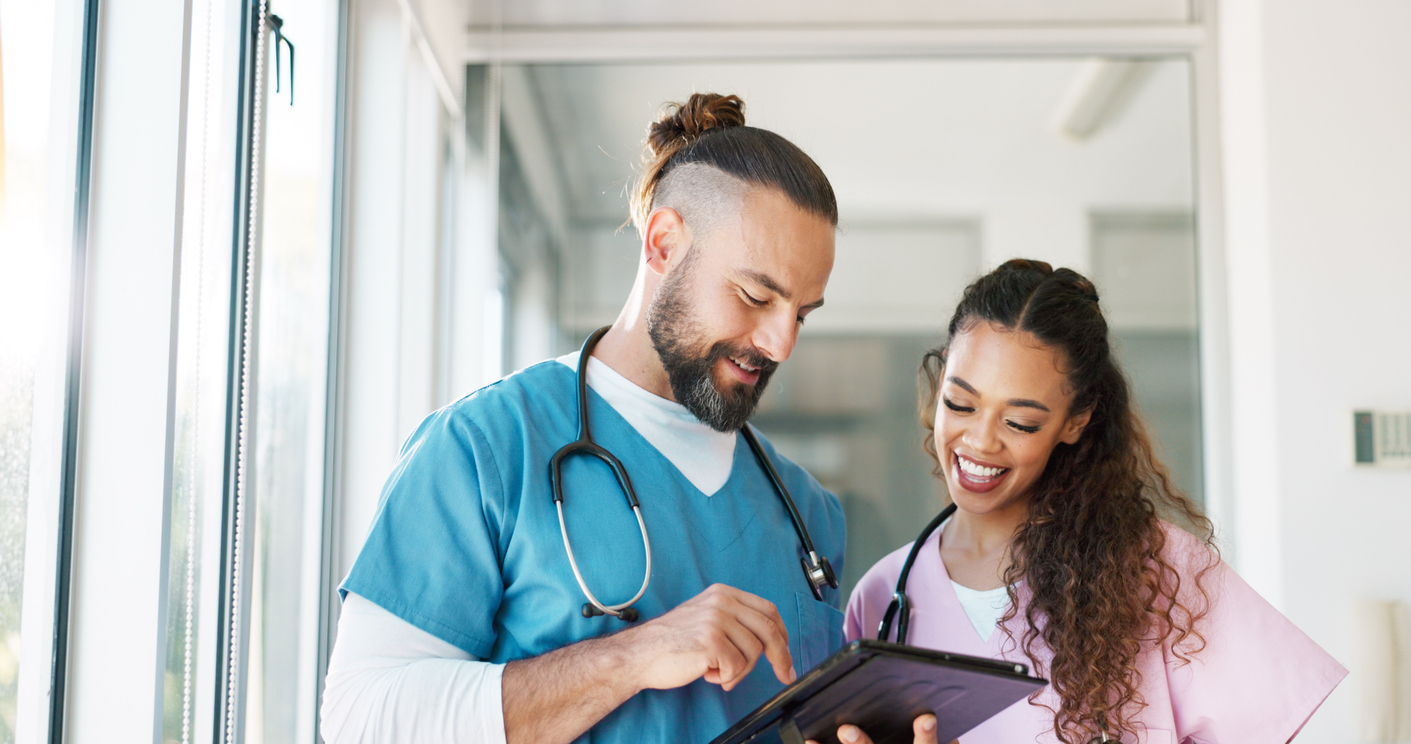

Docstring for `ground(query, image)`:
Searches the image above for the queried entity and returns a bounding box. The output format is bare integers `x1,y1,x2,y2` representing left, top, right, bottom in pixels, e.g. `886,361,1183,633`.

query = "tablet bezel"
709,640,1046,744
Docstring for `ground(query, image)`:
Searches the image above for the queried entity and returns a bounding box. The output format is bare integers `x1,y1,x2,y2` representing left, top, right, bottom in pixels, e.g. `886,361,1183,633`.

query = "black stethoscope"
876,502,956,644
877,503,1120,744
550,327,839,622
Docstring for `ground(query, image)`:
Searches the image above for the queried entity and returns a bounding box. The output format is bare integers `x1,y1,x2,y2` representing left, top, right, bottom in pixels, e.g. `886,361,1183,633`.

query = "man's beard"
646,257,778,433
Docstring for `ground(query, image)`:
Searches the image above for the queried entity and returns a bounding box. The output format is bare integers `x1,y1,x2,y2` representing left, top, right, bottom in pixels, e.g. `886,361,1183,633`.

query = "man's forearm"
501,584,795,743
501,632,643,744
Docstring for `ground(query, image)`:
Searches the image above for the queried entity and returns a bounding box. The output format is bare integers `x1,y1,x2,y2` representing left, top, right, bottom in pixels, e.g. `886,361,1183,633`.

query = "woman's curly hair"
920,259,1218,743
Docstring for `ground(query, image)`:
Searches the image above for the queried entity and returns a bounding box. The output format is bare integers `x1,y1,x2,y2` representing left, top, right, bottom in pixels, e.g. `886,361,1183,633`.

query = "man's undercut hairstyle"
629,93,838,238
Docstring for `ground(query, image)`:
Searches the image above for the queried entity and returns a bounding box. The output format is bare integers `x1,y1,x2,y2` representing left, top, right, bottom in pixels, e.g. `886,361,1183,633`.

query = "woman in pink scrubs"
840,260,1345,744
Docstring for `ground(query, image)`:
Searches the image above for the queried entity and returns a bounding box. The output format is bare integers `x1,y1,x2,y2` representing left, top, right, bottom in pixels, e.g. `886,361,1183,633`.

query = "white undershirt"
321,356,738,744
555,351,737,495
937,518,1014,643
950,581,1010,642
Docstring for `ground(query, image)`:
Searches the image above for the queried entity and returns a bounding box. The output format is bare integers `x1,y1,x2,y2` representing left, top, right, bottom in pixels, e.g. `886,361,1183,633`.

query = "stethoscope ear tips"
581,603,641,622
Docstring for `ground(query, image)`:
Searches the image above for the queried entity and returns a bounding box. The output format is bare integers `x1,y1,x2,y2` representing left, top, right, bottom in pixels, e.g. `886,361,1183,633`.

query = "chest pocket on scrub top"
794,593,845,673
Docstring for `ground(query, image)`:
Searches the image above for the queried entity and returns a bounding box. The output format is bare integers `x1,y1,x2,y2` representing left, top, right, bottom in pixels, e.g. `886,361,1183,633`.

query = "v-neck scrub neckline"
557,352,737,496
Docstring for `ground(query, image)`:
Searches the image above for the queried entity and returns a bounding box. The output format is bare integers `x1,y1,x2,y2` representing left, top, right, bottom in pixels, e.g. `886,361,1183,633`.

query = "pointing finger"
733,602,795,685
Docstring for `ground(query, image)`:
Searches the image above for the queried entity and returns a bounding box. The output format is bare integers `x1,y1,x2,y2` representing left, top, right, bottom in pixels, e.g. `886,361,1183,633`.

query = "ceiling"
467,0,1191,28
527,58,1195,227
506,57,1199,336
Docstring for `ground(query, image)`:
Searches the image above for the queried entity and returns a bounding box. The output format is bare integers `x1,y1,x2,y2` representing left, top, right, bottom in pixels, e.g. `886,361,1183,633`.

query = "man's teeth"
957,455,1007,478
731,357,759,372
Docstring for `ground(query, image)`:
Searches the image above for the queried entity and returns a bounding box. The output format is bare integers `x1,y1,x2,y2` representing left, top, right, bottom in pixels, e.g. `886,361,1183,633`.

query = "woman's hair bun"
647,93,746,158
995,258,1099,304
997,258,1054,276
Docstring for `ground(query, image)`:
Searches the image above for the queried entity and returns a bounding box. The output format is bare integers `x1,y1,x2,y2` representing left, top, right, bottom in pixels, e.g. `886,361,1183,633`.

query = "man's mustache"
710,343,779,376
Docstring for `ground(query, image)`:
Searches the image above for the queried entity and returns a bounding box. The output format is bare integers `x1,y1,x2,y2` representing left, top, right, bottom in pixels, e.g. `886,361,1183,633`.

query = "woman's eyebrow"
946,376,1051,412
946,376,979,395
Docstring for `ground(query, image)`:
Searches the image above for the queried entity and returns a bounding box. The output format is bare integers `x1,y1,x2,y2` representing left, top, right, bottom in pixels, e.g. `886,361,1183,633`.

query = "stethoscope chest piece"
800,553,837,602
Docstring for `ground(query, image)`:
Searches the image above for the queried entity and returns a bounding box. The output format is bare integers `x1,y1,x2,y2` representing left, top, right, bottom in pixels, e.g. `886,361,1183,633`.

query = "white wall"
337,0,478,584
1219,0,1411,738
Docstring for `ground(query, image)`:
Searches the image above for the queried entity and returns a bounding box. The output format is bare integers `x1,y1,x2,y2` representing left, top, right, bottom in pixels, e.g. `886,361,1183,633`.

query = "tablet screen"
711,641,1046,744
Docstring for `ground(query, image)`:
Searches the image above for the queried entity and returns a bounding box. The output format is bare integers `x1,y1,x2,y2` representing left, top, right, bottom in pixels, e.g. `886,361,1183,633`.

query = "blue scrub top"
342,360,847,743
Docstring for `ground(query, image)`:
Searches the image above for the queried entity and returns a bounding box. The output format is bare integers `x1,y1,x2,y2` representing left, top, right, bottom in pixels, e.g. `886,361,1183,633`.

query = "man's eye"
942,398,973,413
744,293,768,307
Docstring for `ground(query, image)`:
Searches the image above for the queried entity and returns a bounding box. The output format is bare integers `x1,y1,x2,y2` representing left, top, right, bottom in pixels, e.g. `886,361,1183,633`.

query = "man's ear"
643,207,688,276
1059,408,1092,445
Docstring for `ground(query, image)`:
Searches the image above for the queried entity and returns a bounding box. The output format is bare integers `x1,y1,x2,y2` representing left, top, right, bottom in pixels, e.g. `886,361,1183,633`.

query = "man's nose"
751,309,799,363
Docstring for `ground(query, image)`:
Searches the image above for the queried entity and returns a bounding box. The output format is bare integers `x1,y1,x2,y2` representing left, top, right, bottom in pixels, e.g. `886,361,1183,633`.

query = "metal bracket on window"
269,13,295,105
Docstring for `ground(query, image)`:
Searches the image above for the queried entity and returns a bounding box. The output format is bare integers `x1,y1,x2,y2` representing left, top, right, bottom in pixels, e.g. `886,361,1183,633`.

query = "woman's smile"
933,322,1089,515
951,451,1011,493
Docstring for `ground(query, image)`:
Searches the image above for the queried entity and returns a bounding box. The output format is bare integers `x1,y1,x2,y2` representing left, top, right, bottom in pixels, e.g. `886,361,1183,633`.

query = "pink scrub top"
845,521,1346,744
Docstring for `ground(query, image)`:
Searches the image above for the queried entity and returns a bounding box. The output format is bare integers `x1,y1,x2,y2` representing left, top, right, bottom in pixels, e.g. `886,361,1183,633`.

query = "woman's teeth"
730,356,759,372
957,454,1008,477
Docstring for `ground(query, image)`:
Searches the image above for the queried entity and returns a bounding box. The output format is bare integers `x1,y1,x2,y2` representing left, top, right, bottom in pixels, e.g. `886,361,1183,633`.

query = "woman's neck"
940,501,1027,590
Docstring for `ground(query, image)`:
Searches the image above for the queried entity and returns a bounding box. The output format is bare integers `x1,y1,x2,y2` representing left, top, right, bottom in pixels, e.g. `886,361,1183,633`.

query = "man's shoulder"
440,359,575,428
393,360,575,463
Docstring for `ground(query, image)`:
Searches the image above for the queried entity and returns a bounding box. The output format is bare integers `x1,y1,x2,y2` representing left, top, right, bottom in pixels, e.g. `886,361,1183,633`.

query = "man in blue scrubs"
322,93,852,744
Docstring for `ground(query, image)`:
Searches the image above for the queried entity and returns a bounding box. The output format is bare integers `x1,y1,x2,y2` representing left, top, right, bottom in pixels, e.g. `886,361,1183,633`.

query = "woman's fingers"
912,714,939,743
808,715,940,744
836,725,871,744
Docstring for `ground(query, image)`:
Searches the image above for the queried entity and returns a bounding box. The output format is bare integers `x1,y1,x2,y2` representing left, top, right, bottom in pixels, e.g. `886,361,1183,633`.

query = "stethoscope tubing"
739,426,819,557
556,499,652,618
877,502,957,644
553,327,837,622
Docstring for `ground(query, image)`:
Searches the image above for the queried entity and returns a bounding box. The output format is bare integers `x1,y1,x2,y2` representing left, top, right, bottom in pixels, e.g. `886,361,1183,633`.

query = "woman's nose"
964,416,1002,454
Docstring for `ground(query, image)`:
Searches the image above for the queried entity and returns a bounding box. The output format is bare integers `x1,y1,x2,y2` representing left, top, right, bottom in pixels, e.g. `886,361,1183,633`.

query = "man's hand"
806,714,955,744
502,583,795,744
617,583,796,692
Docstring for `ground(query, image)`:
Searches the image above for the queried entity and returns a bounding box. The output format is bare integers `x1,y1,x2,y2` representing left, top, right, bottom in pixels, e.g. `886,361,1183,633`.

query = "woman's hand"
805,714,957,744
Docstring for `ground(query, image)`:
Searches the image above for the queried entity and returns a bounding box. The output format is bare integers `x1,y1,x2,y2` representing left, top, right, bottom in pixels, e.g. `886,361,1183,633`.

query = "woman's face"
933,322,1091,518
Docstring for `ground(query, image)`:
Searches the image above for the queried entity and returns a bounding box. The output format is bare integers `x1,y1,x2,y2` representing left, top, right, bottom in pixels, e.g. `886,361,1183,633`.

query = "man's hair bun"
629,92,835,235
647,94,746,158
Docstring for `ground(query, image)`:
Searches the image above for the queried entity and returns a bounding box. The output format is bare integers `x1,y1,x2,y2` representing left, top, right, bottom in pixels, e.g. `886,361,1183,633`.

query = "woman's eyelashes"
942,397,974,413
942,397,1043,433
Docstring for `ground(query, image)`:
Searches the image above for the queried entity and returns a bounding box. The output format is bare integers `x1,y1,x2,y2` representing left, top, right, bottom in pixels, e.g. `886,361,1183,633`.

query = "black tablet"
710,640,1046,744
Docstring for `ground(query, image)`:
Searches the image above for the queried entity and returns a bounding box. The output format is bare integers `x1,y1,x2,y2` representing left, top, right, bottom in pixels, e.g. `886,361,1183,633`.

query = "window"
0,0,92,740
243,0,340,740
161,2,340,742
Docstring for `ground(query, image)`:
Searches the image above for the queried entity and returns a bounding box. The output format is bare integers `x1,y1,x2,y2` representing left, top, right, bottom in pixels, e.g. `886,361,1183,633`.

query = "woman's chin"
945,477,1025,516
